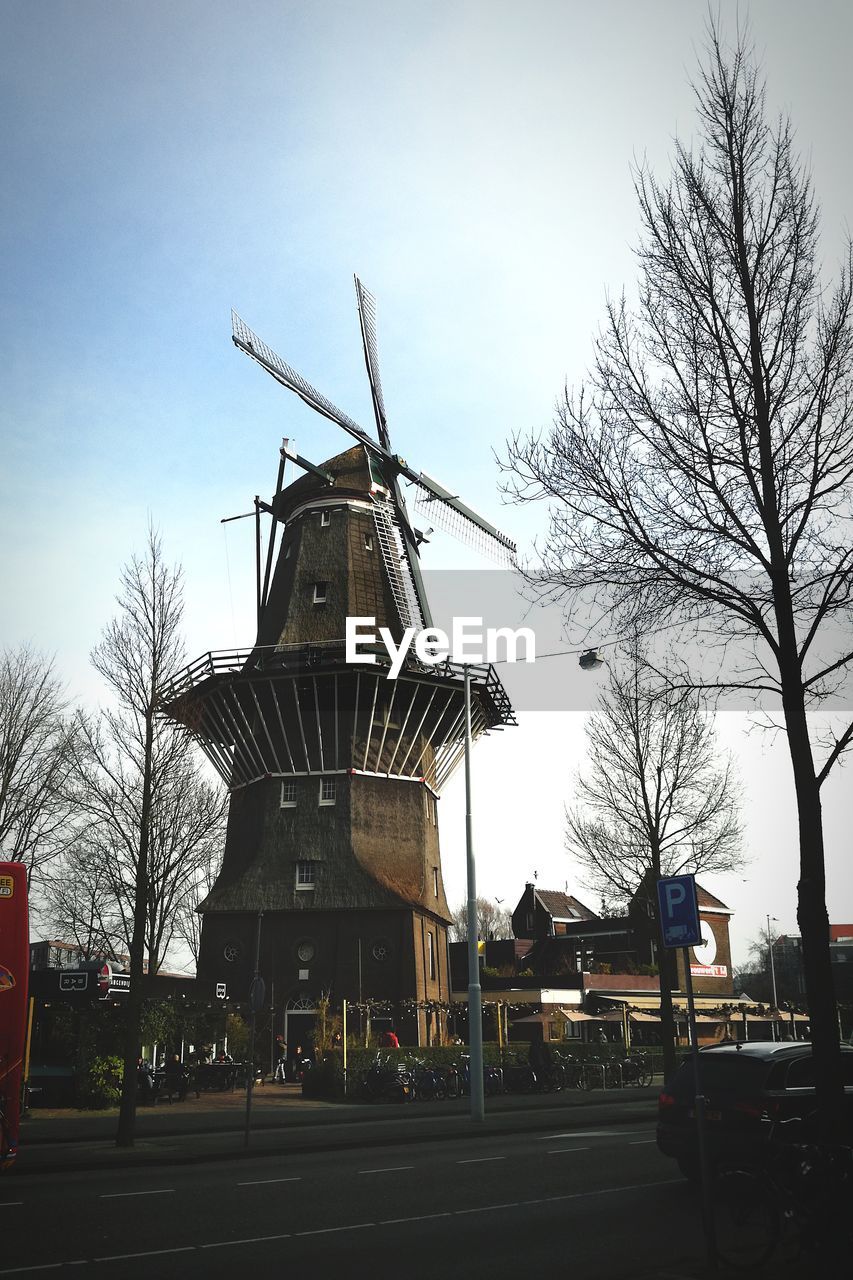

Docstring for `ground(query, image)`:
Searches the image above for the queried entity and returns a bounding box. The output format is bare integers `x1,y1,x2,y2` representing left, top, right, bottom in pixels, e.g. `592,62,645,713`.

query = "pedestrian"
379,1027,400,1049
163,1053,185,1103
597,1027,609,1045
136,1057,154,1104
274,1036,287,1082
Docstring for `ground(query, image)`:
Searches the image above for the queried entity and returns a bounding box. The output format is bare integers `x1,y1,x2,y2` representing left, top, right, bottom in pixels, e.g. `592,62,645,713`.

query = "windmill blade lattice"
354,277,391,452
372,500,427,632
412,474,516,566
232,311,377,450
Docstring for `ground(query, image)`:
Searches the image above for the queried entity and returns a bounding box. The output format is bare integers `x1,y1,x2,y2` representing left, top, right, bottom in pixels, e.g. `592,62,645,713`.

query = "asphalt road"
1,1116,707,1278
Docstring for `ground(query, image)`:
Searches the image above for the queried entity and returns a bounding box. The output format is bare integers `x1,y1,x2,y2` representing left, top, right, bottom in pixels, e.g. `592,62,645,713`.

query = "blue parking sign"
656,874,702,948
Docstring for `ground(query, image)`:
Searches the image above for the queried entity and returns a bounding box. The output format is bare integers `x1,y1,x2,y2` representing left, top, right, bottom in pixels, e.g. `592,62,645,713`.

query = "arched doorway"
285,996,316,1078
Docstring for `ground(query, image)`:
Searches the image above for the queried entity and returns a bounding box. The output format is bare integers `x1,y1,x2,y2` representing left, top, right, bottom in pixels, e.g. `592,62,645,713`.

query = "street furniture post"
464,666,485,1123
244,911,265,1149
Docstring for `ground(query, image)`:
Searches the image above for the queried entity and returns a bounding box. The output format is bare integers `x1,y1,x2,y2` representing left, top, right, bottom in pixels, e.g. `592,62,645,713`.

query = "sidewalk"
17,1081,658,1175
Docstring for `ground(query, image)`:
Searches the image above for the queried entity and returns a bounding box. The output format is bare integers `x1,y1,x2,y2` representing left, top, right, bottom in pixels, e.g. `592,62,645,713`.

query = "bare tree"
87,525,185,1147
45,726,226,974
565,642,742,1078
501,21,853,1128
173,843,222,968
0,645,78,891
449,896,513,942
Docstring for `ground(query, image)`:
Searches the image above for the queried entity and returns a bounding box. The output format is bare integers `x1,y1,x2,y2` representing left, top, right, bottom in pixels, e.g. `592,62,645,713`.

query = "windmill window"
280,781,297,808
427,930,436,980
223,941,242,963
364,532,374,551
313,582,327,605
296,939,316,964
320,510,331,527
319,777,337,806
295,860,316,890
284,543,292,559
372,939,390,963
433,867,439,897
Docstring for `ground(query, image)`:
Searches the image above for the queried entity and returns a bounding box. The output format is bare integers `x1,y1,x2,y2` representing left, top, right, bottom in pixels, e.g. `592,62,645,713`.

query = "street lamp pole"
464,666,485,1123
766,914,779,1040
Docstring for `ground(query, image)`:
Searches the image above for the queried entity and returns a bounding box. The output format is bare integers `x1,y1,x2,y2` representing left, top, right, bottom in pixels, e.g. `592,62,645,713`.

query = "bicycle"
621,1054,653,1087
713,1118,853,1269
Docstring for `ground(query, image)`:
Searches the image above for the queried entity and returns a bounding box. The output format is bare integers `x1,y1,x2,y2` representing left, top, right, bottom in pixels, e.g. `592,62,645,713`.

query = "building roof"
695,885,732,912
534,889,598,921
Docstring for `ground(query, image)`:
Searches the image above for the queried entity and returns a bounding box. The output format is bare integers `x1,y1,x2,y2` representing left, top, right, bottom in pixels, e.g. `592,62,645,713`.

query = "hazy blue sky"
3,1,852,968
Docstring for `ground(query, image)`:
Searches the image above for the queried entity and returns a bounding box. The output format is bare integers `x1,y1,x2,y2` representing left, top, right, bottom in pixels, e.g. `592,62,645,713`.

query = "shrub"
76,1054,123,1109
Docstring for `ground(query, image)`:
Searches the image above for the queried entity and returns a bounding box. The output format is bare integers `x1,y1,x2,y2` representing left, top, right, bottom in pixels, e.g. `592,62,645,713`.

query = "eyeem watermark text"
345,616,536,679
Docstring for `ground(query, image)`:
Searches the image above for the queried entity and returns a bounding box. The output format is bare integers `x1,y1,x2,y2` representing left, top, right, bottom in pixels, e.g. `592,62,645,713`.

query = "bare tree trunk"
781,679,843,1132
116,711,154,1147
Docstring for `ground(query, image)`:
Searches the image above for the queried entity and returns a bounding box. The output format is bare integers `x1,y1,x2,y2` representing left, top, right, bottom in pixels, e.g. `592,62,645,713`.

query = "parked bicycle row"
350,1049,656,1102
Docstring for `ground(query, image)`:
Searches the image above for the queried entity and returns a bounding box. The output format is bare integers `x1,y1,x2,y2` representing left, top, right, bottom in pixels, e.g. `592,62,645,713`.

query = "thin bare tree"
565,642,742,1078
0,645,78,892
501,20,853,1129
46,725,226,974
87,525,185,1147
449,896,513,943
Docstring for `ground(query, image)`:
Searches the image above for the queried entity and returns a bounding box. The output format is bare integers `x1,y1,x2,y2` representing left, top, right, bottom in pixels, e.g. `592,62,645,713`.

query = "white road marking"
359,1166,414,1175
100,1188,175,1199
456,1156,505,1164
539,1130,632,1140
202,1234,291,1249
547,1147,591,1154
238,1177,301,1186
294,1223,373,1237
95,1248,195,1262
379,1212,453,1225
455,1202,523,1215
94,1254,192,1264
0,1176,683,1273
0,1268,62,1276
630,1140,657,1146
0,1202,23,1208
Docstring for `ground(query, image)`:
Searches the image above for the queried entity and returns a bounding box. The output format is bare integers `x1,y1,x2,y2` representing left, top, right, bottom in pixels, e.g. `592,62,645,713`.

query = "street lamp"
766,915,779,1040
463,666,485,1123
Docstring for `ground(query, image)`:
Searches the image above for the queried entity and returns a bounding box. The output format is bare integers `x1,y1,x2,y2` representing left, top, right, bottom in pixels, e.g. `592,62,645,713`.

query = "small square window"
319,777,336,806
364,532,374,551
295,860,316,890
313,582,327,605
280,781,297,808
320,510,331,527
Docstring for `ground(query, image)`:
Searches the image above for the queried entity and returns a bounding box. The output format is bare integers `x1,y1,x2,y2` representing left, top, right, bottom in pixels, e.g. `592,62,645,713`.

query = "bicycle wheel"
714,1169,780,1270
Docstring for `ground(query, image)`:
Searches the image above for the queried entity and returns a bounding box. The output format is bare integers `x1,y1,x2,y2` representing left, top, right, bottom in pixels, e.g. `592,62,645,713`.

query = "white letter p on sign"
664,883,686,916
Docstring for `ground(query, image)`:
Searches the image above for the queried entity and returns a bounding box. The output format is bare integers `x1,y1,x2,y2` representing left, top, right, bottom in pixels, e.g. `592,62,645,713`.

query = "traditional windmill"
162,278,516,1049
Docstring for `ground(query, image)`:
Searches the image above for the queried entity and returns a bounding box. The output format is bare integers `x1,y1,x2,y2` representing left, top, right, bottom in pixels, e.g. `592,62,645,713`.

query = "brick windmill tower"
162,279,515,1048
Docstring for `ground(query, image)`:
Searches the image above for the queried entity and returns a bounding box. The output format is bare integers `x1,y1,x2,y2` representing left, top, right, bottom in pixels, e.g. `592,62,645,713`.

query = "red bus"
0,862,29,1170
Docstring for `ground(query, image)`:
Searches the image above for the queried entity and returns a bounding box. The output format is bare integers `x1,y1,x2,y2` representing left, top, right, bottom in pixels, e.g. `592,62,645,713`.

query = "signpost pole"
683,949,716,1270
656,874,716,1272
244,911,265,1149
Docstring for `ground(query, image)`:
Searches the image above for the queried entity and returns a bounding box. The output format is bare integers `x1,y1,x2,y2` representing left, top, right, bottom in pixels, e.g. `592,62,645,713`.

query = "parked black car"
657,1041,853,1178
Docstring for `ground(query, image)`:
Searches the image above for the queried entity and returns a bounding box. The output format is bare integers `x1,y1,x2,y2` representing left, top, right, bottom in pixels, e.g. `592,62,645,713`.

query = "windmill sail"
372,498,427,633
354,276,391,453
232,295,517,573
232,311,377,450
411,471,516,565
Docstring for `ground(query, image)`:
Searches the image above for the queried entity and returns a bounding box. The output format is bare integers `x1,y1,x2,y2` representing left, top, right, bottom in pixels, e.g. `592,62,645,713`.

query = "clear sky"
3,0,851,968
